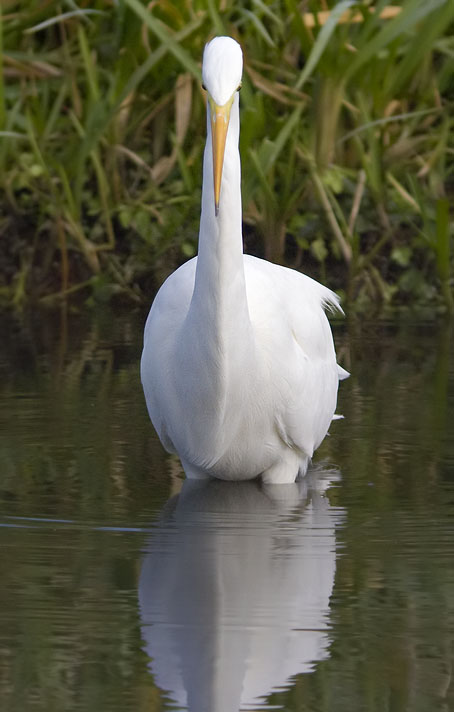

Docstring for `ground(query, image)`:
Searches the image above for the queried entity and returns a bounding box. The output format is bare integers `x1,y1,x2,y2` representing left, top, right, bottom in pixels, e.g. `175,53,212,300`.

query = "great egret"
141,36,347,484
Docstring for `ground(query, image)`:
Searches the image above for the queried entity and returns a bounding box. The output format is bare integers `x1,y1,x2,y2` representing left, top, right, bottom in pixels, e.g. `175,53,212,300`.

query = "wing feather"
243,255,342,457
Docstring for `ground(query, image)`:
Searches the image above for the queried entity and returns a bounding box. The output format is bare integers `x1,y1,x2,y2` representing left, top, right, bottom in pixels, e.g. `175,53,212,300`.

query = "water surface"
0,312,453,712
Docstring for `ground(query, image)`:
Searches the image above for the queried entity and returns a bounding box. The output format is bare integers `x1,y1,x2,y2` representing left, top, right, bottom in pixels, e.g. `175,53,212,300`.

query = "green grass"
0,0,453,314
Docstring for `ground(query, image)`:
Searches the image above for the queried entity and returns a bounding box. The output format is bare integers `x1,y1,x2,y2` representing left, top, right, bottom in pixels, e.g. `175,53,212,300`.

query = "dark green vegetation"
1,1,453,313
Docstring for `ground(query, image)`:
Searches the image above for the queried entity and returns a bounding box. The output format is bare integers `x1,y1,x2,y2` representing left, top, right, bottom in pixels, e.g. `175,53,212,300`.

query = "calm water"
0,311,453,712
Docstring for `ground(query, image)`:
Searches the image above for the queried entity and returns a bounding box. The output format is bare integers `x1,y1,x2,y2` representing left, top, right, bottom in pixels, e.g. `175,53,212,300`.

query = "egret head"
202,37,243,216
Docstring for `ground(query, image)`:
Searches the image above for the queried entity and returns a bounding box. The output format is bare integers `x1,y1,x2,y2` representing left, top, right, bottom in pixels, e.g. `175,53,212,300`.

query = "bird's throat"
193,92,246,323
186,92,252,401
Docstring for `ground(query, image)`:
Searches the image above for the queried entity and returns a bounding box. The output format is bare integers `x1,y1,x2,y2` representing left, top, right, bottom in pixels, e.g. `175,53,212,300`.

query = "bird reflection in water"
139,469,344,712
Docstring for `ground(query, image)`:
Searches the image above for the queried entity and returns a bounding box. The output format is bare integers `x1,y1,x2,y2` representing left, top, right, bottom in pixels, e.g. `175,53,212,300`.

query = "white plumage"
141,36,347,484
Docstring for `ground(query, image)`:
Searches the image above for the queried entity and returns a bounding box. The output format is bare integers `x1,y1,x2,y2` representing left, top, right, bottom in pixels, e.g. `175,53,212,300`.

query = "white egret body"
141,37,347,484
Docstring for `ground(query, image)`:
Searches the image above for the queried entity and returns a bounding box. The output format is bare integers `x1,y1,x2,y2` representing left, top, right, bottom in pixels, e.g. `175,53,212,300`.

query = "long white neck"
180,92,254,440
191,92,249,330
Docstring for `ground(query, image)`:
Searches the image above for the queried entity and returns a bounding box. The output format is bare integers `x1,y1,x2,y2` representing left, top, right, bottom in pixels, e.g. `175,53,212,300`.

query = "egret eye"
201,83,207,91
237,83,242,91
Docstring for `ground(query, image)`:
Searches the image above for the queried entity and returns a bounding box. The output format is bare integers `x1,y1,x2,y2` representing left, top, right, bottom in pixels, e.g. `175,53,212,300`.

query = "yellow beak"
210,98,233,216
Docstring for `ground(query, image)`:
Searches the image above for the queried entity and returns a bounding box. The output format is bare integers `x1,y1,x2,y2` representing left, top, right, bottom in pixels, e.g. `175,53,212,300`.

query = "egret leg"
181,459,211,480
261,452,303,485
297,455,311,478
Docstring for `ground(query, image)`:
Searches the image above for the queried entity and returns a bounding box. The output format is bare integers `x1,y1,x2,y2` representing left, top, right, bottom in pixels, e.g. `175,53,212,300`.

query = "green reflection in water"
0,311,453,712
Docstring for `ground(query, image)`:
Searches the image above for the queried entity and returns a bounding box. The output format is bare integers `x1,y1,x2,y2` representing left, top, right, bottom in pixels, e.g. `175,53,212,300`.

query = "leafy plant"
0,1,452,314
